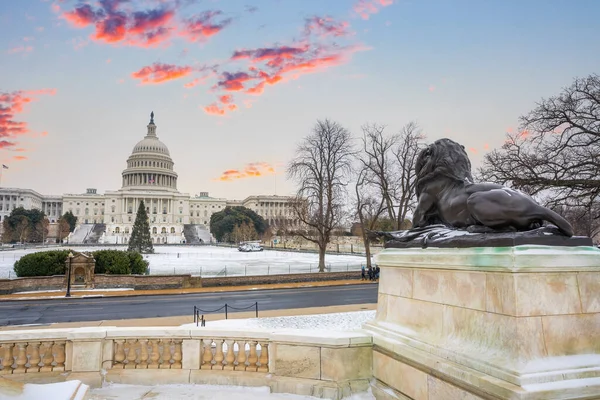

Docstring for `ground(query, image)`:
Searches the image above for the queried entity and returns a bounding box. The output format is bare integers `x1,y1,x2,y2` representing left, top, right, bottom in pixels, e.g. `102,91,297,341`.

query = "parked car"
238,243,264,252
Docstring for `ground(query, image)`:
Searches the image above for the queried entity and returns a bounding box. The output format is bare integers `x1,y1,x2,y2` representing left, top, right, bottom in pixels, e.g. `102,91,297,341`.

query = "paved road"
0,284,378,326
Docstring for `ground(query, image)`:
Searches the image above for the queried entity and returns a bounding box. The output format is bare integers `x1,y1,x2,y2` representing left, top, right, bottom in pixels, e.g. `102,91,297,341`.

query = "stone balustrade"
0,341,66,374
0,326,372,399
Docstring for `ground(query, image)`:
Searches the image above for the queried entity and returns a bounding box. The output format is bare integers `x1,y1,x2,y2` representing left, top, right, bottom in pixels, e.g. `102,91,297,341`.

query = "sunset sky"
1,0,599,200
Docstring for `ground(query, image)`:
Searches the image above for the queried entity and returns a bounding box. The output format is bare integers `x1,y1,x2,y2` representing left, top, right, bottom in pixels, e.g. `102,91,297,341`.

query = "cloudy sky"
1,0,599,200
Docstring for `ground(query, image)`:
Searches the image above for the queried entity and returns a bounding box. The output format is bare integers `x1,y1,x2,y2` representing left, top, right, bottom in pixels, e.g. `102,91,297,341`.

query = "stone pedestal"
364,245,600,400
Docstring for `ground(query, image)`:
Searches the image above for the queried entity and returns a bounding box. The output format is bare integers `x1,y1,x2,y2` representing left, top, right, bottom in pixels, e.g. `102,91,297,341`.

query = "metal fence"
148,263,365,277
193,302,259,327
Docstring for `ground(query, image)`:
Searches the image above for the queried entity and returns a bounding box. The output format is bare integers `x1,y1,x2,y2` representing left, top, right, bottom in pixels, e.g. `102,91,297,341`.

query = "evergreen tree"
128,200,154,253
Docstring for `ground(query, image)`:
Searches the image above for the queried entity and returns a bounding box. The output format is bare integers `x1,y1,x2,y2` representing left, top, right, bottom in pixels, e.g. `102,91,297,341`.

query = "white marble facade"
0,113,297,243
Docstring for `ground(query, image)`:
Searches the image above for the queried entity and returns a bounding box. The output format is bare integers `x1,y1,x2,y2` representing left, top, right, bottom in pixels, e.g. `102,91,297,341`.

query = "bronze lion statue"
412,138,574,236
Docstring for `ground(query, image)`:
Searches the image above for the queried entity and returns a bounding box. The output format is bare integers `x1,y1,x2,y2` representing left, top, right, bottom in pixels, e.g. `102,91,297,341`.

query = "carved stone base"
365,245,600,399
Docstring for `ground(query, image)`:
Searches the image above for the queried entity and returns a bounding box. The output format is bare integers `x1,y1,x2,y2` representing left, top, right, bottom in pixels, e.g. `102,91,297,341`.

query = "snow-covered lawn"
0,245,367,279
88,384,374,400
182,310,377,331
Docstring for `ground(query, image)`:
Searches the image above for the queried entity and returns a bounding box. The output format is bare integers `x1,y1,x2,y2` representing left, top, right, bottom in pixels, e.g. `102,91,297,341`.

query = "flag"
2,165,7,169
148,177,155,183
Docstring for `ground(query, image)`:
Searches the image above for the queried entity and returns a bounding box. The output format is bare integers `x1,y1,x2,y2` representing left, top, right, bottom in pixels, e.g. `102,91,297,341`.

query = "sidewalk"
0,279,376,301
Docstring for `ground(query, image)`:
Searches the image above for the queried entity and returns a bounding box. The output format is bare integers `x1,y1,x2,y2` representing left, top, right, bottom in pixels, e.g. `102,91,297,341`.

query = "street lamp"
65,251,74,298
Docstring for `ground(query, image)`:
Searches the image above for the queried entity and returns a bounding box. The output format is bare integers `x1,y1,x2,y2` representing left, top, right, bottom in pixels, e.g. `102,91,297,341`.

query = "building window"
170,227,175,233
179,207,182,214
128,216,132,222
85,208,89,215
161,227,166,233
153,207,157,214
152,227,157,234
125,227,129,234
111,217,114,222
111,206,115,213
115,227,120,233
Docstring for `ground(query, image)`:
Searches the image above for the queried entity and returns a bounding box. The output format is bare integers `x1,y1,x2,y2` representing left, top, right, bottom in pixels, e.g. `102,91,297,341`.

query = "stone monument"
64,252,96,290
365,138,600,399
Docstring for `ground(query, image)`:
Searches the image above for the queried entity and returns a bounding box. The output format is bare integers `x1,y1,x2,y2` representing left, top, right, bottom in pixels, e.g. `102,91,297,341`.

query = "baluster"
257,342,269,372
148,340,160,369
40,342,54,372
113,340,126,369
137,339,149,369
213,339,224,370
247,341,258,372
53,342,66,372
234,340,247,371
200,339,213,370
125,340,138,369
172,340,182,369
159,339,172,369
13,343,28,373
223,340,235,370
27,342,41,373
0,343,14,375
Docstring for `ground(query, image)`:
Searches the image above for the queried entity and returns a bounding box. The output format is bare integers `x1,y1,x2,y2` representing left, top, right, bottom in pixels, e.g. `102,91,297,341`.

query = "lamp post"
65,251,74,298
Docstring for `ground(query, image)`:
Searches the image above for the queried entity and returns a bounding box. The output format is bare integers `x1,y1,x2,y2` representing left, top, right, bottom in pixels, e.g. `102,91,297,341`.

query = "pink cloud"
0,88,56,152
353,0,393,19
7,46,33,54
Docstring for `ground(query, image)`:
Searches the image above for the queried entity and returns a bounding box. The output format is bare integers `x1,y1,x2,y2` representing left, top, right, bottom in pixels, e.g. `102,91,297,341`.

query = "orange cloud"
214,162,277,181
131,63,194,85
468,147,478,154
184,78,201,88
353,0,393,19
13,155,27,161
0,89,56,152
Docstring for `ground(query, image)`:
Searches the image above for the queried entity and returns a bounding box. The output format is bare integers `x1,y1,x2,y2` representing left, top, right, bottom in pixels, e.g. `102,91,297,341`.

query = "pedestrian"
361,265,366,280
375,265,380,281
368,266,374,281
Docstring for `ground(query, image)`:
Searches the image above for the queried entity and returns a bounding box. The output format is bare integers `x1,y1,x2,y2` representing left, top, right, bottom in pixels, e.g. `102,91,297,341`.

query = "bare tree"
355,166,387,268
391,122,425,229
480,74,600,225
359,121,425,230
288,119,354,272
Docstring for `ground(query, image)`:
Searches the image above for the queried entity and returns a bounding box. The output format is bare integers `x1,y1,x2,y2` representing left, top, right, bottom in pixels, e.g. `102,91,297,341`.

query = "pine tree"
128,200,154,254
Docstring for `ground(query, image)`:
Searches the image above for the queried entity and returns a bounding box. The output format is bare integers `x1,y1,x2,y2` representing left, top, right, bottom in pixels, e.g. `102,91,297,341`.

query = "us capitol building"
0,113,297,244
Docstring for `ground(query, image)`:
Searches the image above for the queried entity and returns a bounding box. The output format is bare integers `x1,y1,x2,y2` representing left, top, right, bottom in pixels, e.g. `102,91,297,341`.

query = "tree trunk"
318,245,326,272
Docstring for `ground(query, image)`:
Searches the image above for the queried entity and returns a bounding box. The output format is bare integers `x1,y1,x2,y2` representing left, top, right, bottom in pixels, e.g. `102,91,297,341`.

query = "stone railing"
0,340,66,374
0,327,372,399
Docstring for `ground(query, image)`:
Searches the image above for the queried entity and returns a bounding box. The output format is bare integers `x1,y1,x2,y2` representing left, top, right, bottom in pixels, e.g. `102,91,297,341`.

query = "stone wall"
0,275,64,294
201,271,358,287
0,272,357,294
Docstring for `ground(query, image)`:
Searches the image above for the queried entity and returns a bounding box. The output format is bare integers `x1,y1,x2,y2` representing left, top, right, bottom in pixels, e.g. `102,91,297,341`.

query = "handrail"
194,302,258,326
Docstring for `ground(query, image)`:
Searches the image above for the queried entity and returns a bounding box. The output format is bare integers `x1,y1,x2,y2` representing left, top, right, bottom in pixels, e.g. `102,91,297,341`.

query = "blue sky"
1,0,599,199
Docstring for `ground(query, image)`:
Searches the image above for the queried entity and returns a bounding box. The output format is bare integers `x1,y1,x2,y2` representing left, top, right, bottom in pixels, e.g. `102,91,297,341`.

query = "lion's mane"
415,138,474,197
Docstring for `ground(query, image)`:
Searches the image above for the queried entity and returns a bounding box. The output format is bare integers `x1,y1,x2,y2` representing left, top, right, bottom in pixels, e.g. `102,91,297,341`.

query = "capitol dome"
121,112,179,192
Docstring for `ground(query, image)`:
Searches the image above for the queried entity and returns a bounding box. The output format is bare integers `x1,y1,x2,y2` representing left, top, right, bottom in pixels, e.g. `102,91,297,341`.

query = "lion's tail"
538,207,574,237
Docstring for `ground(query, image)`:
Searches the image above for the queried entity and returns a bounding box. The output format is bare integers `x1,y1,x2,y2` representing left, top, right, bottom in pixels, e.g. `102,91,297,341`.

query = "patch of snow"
521,354,600,373
182,310,376,331
88,383,375,399
0,245,367,279
0,380,86,400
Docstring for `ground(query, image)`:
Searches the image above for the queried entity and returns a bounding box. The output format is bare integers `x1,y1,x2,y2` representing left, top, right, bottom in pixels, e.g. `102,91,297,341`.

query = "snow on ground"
87,384,375,400
182,310,377,331
0,245,367,279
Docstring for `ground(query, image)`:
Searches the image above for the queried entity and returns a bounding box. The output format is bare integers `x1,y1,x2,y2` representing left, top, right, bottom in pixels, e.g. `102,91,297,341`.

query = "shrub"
92,250,131,275
13,249,150,277
92,249,149,275
13,250,70,277
129,251,149,275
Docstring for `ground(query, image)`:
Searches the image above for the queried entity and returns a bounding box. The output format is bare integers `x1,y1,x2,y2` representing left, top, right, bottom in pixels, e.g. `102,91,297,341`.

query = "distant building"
0,113,295,243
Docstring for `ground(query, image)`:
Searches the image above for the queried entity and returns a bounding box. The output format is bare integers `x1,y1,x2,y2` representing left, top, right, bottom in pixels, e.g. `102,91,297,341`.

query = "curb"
0,280,377,302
